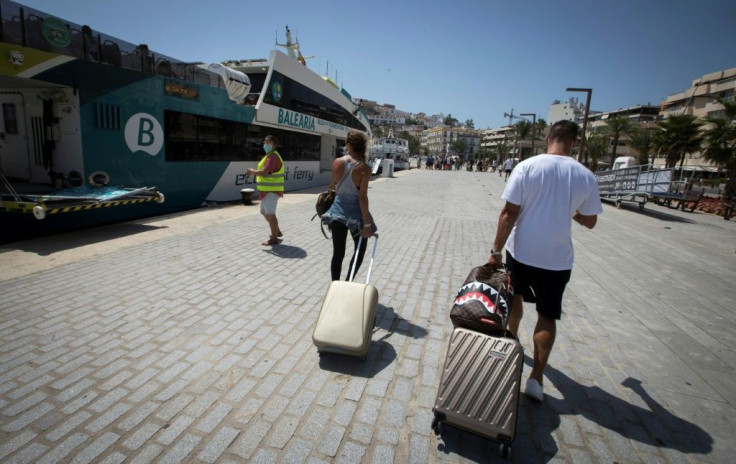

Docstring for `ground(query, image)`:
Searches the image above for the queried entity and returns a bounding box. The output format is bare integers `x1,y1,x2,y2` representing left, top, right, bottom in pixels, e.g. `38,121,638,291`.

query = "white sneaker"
524,378,544,402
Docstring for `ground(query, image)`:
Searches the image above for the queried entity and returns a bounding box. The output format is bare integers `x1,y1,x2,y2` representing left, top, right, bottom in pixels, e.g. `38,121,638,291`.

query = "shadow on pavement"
375,305,429,339
263,244,307,259
612,202,696,223
1,223,166,255
434,361,712,463
317,342,397,379
317,305,428,378
521,363,713,461
436,424,508,462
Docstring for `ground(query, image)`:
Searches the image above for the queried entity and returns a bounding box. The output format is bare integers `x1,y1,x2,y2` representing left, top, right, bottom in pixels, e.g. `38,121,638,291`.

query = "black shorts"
506,251,571,320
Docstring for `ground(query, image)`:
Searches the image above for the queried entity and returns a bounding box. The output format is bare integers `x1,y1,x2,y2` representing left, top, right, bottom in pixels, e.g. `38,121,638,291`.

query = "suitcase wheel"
500,440,510,458
431,416,442,436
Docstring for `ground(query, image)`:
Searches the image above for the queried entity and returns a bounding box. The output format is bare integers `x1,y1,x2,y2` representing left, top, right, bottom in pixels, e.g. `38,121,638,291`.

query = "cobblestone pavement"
1,168,735,463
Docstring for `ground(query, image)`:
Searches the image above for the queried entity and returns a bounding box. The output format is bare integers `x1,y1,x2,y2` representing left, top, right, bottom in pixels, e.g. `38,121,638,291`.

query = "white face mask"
263,144,272,153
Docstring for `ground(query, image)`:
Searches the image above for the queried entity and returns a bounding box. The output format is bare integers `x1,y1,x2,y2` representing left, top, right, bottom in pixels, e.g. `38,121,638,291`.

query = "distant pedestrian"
503,157,514,181
322,130,377,280
246,135,284,246
487,120,603,402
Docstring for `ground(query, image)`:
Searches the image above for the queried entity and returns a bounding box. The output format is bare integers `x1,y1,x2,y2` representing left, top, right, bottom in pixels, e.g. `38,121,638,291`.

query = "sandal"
261,237,282,246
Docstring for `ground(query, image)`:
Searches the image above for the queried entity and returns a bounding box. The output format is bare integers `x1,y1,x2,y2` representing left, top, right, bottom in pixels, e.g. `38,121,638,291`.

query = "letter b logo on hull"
125,113,163,156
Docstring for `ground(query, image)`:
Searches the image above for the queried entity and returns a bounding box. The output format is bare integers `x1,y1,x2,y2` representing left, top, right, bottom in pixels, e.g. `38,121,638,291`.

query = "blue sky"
19,0,736,129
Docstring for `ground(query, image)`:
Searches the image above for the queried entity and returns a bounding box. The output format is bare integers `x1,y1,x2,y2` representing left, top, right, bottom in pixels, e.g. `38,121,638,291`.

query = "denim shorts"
259,192,280,215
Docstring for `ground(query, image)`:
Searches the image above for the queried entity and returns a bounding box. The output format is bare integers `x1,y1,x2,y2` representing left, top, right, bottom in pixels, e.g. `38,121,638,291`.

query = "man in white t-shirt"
488,120,603,402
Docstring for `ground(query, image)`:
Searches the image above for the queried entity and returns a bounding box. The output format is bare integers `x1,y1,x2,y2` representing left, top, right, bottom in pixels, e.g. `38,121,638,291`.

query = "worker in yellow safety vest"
247,135,284,246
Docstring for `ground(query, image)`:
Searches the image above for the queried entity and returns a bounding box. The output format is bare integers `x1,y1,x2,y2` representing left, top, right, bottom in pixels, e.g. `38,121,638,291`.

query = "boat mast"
276,26,308,66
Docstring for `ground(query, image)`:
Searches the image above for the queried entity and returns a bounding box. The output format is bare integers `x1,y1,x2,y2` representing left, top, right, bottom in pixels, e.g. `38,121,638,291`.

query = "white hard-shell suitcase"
312,235,378,360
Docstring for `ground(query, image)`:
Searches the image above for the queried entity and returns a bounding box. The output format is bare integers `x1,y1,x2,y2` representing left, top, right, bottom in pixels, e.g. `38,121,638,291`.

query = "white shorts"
259,192,280,215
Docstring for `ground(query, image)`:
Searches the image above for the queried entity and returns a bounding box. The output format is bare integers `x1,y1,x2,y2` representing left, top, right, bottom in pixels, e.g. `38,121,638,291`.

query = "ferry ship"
0,1,371,243
369,127,410,172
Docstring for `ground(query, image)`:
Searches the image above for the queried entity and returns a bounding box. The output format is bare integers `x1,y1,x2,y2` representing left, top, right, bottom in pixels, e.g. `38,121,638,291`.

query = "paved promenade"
1,168,735,463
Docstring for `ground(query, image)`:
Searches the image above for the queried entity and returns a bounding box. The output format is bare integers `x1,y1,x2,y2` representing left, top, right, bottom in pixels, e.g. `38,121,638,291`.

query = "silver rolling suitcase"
312,235,378,360
432,327,523,457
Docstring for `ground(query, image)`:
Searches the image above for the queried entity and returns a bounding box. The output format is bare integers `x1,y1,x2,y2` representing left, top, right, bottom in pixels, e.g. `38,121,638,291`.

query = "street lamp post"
566,87,592,166
520,113,536,159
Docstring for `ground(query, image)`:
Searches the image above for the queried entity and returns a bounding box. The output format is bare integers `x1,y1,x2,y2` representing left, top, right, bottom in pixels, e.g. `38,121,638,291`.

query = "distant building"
585,105,661,165
421,126,481,158
357,99,379,115
423,116,444,129
356,98,448,131
660,67,736,119
403,125,425,139
369,115,406,126
481,126,515,151
366,102,410,126
415,113,444,129
481,125,544,160
548,97,600,125
656,66,736,171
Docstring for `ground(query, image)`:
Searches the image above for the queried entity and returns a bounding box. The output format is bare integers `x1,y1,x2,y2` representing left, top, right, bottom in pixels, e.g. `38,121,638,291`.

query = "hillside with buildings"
359,65,736,178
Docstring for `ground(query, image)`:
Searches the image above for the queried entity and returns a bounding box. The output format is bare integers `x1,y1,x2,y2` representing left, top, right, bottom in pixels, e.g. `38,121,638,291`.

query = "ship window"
243,125,321,162
262,70,366,131
164,110,320,162
219,119,248,159
165,111,241,161
244,73,267,106
2,103,18,134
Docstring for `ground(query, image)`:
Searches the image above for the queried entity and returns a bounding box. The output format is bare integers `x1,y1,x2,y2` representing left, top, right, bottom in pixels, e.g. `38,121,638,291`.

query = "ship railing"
0,0,224,89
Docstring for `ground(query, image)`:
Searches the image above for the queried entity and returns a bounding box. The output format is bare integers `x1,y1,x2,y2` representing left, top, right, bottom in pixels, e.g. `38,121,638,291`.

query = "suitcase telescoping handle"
348,234,379,284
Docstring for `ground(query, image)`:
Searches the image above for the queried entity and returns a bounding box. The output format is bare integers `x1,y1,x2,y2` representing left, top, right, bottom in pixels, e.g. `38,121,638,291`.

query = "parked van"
612,156,637,170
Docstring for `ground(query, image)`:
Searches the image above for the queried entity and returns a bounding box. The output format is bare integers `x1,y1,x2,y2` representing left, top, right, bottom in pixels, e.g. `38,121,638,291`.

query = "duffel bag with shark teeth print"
450,264,513,336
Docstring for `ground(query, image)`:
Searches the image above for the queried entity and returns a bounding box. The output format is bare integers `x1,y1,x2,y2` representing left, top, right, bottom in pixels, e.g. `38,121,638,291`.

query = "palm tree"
514,120,532,159
530,118,547,157
627,127,654,165
604,115,634,167
451,139,468,157
651,129,668,166
535,118,547,136
495,141,509,163
655,115,703,169
585,133,609,170
701,99,736,199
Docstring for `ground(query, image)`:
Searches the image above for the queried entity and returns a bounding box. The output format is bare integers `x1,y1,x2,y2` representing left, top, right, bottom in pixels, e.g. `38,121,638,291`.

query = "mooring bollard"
240,188,255,205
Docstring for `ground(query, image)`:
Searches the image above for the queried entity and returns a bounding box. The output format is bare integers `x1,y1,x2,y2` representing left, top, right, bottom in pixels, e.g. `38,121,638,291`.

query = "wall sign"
164,81,199,100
